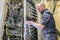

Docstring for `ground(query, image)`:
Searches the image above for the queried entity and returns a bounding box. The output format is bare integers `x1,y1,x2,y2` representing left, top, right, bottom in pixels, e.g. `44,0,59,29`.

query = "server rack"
3,0,38,40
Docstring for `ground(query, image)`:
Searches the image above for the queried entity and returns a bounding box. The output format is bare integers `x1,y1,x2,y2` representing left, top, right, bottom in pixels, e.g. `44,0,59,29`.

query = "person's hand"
26,21,33,25
27,21,34,24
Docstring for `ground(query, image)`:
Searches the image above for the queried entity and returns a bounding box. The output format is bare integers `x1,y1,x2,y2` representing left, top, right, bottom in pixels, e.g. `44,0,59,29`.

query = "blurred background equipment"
3,0,24,40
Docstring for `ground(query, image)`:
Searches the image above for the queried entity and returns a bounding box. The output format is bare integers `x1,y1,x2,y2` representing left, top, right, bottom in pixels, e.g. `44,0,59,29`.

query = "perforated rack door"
26,0,38,40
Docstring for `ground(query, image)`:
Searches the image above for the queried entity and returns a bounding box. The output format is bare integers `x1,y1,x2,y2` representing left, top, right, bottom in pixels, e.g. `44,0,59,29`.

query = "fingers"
26,21,32,25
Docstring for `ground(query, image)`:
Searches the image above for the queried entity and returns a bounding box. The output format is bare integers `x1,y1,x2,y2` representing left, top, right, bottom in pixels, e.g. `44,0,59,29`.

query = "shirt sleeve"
41,12,50,26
